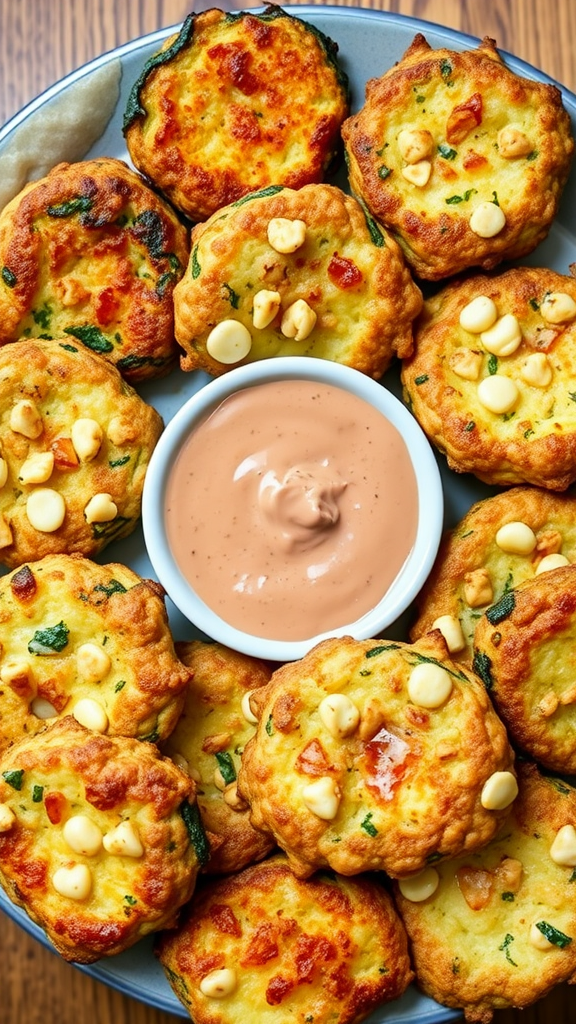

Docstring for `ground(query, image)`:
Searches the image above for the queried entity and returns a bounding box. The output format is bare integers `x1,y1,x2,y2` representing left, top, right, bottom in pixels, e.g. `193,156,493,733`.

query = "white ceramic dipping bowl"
142,357,444,662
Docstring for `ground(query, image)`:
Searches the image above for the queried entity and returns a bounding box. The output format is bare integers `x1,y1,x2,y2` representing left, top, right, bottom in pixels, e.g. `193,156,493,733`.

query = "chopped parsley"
222,283,240,309
414,374,429,385
215,751,236,785
2,769,24,791
28,621,70,655
498,932,518,966
378,165,391,179
488,354,498,375
360,812,378,837
32,785,44,803
485,591,515,625
438,143,457,160
265,714,274,736
180,800,210,866
446,188,478,205
46,195,94,218
109,454,130,468
535,921,573,949
1,266,16,288
32,303,52,329
366,643,399,658
191,245,201,279
472,650,493,690
93,579,128,598
64,324,114,354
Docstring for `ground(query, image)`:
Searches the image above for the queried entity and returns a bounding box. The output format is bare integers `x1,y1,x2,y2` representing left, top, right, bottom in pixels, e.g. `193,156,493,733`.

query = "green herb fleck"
180,799,210,866
378,966,389,975
488,354,498,375
414,374,429,385
548,778,572,796
94,579,128,598
452,957,461,975
472,650,493,690
265,714,274,736
140,728,160,744
535,921,573,949
360,812,378,837
378,165,391,180
91,515,131,542
124,894,137,906
464,421,476,432
116,354,168,373
492,191,500,206
1,266,17,288
32,784,44,802
446,188,477,205
357,199,385,247
359,669,372,677
109,454,130,468
191,245,201,279
114,680,126,693
502,571,514,594
408,651,469,684
222,283,240,309
375,143,389,156
215,751,236,785
529,297,540,311
2,769,24,791
569,868,576,883
569,392,576,403
526,150,538,161
440,58,453,80
499,933,518,966
64,324,114,354
46,195,94,218
59,343,78,353
501,891,515,902
32,303,52,329
426,851,444,864
486,591,515,625
28,621,69,655
366,643,400,658
438,143,457,160
415,94,426,103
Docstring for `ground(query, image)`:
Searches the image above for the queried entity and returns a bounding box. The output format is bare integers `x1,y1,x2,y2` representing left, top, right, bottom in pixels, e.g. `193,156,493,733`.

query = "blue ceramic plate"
0,6,574,1021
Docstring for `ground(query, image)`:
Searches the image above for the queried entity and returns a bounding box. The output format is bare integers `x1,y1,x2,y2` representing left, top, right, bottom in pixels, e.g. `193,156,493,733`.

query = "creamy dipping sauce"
165,379,418,641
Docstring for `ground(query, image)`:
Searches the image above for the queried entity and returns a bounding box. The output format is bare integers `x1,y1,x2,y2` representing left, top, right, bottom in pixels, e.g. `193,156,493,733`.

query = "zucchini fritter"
238,634,515,879
123,6,349,223
395,763,576,1022
0,338,163,567
156,853,413,1024
164,640,275,875
174,182,422,377
410,487,576,665
402,267,576,489
0,157,189,381
0,554,191,754
342,34,574,280
473,563,576,773
0,717,203,963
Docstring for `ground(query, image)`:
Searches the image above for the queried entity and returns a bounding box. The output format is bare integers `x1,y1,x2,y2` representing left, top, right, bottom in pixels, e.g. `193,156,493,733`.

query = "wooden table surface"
1,2,575,1023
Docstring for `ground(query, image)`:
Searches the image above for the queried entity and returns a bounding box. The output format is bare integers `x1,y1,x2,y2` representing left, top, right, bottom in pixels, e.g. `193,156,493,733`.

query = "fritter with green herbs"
342,34,573,280
0,157,189,381
0,716,202,963
0,337,162,567
0,554,190,754
123,6,349,223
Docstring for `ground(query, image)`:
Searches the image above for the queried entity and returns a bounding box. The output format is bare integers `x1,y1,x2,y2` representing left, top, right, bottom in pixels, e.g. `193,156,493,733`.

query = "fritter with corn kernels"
238,634,515,880
0,157,189,381
473,563,576,774
123,6,349,224
163,640,275,875
402,267,576,489
0,716,204,963
0,554,191,755
342,35,574,280
156,853,413,1024
0,337,162,567
395,762,576,1023
410,487,576,665
173,183,422,377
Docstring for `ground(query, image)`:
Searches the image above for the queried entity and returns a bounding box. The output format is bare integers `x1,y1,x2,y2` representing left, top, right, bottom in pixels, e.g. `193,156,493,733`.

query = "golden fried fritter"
156,853,413,1024
410,487,576,665
238,634,515,879
342,34,573,280
173,182,422,377
0,337,162,567
0,716,205,963
0,554,191,755
473,563,576,773
163,640,275,875
123,7,349,223
395,762,576,1022
0,157,189,381
402,267,576,488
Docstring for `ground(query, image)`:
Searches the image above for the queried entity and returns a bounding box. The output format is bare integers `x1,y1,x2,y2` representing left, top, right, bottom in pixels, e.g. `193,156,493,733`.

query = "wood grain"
1,2,575,1024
